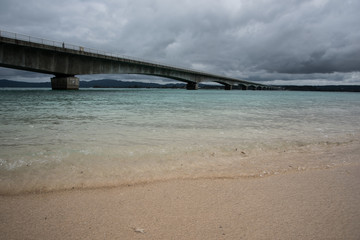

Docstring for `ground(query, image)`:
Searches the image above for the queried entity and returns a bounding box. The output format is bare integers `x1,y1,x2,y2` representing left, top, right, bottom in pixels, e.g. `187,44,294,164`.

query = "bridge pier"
224,84,232,90
186,82,198,90
241,85,248,90
51,75,79,90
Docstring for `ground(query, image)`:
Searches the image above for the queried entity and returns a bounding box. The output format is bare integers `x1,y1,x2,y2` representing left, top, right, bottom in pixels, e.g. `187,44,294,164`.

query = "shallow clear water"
1,88,360,194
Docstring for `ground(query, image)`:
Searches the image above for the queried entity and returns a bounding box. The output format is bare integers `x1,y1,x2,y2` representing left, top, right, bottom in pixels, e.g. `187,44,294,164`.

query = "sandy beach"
1,151,360,240
1,0,360,238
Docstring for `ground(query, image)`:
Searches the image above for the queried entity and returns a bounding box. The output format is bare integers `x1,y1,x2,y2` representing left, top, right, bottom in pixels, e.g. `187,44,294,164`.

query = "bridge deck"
0,30,269,90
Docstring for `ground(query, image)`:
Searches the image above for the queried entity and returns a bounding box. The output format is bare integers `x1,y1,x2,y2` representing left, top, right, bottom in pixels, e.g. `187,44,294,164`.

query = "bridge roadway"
0,30,269,90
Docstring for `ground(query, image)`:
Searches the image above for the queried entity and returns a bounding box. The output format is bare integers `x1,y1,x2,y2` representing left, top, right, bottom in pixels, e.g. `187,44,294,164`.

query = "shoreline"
0,161,357,198
1,138,359,196
1,163,359,239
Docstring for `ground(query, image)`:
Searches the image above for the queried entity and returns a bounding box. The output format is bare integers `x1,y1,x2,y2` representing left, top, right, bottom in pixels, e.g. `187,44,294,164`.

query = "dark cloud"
1,0,359,85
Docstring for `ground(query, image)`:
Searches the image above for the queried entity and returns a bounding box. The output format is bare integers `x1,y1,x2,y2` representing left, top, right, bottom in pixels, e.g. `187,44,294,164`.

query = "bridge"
0,30,270,90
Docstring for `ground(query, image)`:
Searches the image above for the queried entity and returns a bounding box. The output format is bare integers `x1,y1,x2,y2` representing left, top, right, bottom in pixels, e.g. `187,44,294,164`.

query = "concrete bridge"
0,30,270,90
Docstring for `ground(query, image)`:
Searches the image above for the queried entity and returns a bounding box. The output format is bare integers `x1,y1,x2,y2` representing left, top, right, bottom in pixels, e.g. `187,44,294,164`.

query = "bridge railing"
0,30,128,58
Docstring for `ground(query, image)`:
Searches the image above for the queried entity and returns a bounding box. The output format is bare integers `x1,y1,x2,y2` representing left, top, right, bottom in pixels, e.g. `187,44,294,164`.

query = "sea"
1,88,359,194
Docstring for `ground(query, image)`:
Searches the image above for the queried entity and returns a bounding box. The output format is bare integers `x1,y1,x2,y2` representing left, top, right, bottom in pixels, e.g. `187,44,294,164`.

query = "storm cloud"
1,0,359,85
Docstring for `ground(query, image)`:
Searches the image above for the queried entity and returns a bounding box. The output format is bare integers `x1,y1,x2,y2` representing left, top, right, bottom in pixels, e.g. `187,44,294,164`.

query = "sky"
1,0,360,85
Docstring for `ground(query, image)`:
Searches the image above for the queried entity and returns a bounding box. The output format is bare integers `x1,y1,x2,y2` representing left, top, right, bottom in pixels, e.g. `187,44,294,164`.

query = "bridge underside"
0,36,270,90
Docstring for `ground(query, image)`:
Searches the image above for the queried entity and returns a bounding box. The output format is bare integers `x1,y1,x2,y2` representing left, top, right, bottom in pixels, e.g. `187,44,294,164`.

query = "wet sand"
1,161,360,240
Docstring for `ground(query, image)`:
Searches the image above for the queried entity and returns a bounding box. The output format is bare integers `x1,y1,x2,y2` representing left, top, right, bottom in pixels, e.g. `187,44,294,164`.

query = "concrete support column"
239,84,247,90
51,75,79,90
224,84,232,90
186,82,199,90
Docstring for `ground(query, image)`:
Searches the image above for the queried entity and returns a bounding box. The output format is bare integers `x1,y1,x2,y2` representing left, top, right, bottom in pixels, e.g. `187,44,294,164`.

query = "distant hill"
1,79,359,91
281,85,360,92
0,79,226,89
0,79,51,88
80,79,187,88
0,79,186,88
82,80,226,89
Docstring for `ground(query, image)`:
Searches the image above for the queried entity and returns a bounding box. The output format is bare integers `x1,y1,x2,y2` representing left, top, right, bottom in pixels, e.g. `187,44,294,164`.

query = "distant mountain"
0,79,51,88
0,79,186,89
1,79,359,91
0,79,225,89
80,79,186,88
281,85,360,92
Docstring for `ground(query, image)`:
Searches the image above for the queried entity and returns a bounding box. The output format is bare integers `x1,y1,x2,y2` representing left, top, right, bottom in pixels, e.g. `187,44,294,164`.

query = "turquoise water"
1,88,359,194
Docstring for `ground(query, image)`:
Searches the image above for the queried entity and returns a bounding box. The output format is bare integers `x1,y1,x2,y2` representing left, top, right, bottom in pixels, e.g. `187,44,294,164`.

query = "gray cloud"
1,0,359,85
